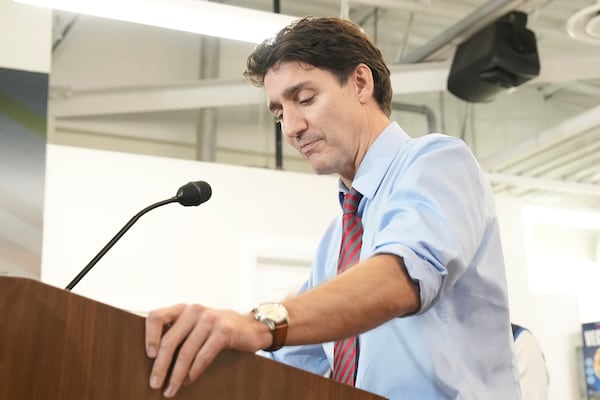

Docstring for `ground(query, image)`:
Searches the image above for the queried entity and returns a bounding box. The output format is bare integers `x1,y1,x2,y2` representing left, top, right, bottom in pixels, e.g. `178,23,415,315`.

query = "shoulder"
406,133,466,152
397,134,477,170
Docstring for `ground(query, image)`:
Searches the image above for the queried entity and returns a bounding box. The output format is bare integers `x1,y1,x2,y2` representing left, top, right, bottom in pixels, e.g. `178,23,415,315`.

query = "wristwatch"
252,302,289,352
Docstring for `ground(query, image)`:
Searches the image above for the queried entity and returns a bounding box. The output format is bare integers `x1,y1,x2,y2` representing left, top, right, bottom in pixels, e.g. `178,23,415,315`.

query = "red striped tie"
332,188,363,386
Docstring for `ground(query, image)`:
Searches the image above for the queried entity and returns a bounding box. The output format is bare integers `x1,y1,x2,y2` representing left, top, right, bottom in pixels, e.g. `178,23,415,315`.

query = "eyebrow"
267,81,311,114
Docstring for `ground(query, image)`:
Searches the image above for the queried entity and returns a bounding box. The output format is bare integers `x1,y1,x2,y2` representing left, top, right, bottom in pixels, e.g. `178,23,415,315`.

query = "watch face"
254,303,289,352
257,303,288,324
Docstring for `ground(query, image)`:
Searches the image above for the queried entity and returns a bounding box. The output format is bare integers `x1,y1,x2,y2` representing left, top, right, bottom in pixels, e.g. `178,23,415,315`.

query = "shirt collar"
338,121,410,206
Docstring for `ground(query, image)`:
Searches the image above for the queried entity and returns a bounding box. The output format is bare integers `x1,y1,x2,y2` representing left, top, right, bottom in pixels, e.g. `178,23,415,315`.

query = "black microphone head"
176,181,212,206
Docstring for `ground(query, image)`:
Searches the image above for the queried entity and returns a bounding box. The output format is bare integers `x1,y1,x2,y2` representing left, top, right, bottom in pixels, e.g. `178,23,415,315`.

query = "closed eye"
299,96,314,106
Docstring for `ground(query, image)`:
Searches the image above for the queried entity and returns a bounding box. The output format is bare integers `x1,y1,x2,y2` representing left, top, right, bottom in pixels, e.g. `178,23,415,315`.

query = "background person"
512,323,550,400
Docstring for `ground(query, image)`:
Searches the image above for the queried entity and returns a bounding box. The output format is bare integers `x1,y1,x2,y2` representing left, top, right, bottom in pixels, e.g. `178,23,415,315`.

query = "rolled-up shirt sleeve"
365,136,494,313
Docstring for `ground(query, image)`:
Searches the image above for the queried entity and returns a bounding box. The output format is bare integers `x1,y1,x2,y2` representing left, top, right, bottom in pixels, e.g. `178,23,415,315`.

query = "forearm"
144,254,419,397
282,253,420,345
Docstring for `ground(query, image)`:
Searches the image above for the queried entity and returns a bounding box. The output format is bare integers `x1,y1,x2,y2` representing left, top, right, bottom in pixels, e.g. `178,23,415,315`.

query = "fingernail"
164,385,175,398
147,345,156,358
150,375,159,389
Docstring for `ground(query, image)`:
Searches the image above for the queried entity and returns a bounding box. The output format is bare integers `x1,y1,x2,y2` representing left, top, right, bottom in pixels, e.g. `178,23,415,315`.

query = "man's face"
264,61,365,179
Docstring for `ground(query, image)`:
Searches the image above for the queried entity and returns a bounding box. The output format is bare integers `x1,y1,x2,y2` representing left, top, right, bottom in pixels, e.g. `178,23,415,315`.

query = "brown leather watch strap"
264,321,288,352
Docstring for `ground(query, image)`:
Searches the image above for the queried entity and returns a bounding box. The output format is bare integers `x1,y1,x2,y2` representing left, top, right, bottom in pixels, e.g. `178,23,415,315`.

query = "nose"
281,107,308,140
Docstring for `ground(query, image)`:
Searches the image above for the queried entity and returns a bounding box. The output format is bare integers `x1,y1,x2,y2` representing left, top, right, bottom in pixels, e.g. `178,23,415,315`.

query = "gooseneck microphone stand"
64,180,212,291
65,197,177,291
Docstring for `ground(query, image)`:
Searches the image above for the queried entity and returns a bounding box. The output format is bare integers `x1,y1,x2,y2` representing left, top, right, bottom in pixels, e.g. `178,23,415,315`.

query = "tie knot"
342,188,362,215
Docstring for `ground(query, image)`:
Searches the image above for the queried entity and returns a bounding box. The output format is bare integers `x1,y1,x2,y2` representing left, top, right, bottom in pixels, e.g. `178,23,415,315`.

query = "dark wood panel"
0,277,386,399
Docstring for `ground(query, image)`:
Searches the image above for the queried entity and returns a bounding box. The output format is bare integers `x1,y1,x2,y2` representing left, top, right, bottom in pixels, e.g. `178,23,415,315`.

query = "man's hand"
145,304,272,398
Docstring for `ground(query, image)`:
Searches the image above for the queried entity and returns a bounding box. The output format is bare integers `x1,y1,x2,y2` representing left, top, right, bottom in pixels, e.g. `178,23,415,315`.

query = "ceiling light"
14,0,297,44
566,3,600,46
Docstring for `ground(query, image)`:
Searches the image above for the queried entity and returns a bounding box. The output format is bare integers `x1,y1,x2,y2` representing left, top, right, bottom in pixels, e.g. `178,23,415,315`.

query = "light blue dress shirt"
266,122,521,399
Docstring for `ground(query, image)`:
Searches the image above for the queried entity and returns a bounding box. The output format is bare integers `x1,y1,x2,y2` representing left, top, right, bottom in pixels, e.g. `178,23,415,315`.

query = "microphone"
64,181,212,291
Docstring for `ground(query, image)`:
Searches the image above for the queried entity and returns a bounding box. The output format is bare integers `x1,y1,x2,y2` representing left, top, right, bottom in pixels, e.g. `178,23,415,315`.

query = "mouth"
299,139,320,156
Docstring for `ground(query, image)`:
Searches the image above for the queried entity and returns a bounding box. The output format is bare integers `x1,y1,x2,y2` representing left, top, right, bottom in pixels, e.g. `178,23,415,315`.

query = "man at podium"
145,16,520,399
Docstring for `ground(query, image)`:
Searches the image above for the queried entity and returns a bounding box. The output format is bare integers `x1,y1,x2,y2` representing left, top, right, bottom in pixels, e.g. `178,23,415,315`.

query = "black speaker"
447,11,540,102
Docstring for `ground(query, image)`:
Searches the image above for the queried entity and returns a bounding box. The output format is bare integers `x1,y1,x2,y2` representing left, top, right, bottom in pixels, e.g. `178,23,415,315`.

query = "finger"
145,304,185,358
148,306,195,391
186,326,229,382
150,310,198,387
162,319,213,397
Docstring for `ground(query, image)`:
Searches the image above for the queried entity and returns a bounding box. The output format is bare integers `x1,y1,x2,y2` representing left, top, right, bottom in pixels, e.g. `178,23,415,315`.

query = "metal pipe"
274,0,283,169
346,0,465,19
400,0,526,63
196,35,220,162
392,102,437,133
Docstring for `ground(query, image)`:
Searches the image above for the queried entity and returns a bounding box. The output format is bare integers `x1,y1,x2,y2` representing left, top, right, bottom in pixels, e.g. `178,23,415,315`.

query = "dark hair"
244,16,392,116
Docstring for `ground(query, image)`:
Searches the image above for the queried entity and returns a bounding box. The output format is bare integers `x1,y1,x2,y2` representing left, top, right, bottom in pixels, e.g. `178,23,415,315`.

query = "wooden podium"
0,277,386,399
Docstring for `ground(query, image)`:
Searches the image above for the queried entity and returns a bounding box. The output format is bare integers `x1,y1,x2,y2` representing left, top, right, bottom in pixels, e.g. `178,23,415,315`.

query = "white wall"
497,196,588,400
0,0,51,73
42,144,339,312
43,144,598,399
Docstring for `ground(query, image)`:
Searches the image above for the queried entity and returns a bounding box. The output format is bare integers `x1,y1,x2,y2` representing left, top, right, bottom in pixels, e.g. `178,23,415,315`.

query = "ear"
352,63,375,105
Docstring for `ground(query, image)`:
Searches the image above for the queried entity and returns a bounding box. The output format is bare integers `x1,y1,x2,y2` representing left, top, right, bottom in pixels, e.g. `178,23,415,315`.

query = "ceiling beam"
486,172,600,197
49,62,450,118
50,52,600,118
50,79,266,118
480,102,600,171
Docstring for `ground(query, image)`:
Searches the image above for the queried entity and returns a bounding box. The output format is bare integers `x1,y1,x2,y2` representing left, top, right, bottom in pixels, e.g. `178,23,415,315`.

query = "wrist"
252,303,289,352
249,312,274,351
